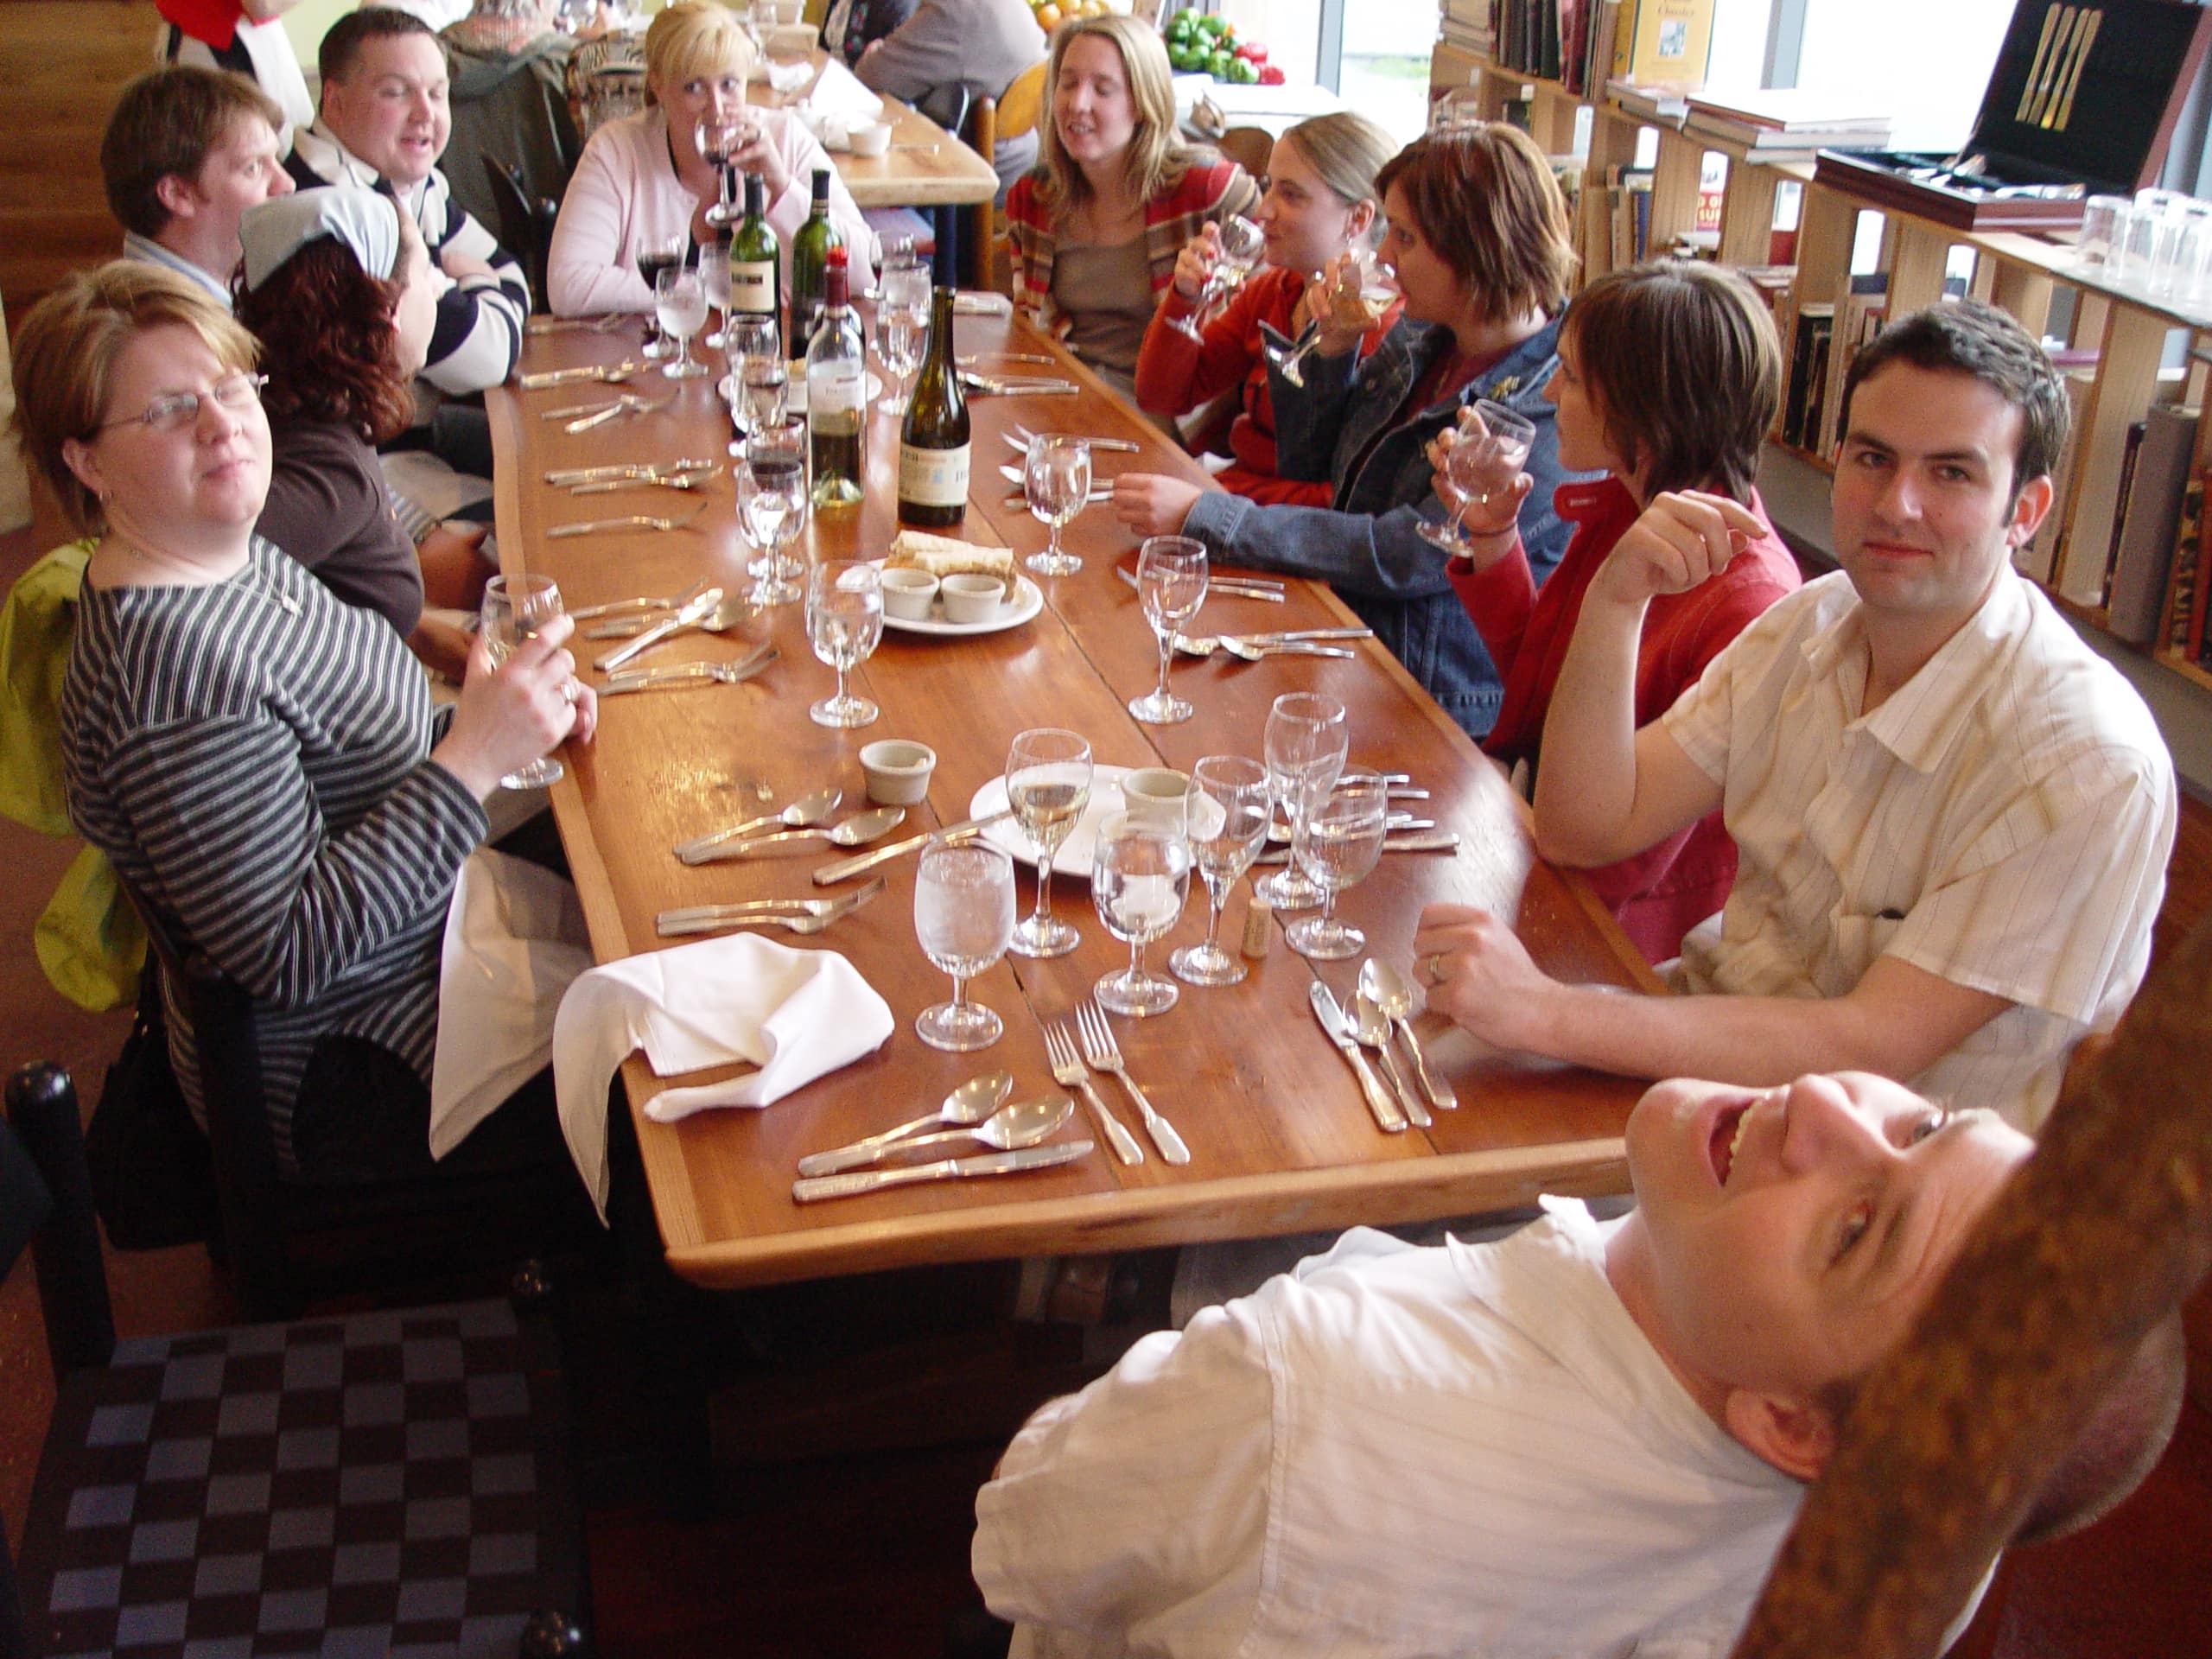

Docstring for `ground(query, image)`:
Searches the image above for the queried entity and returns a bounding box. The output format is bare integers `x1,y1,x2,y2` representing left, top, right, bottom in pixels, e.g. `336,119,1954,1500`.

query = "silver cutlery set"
1112,565,1287,605
1311,959,1457,1135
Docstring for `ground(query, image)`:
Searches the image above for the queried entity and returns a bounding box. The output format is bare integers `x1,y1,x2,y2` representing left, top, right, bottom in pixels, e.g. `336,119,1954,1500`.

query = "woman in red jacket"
1433,260,1802,963
1134,111,1398,506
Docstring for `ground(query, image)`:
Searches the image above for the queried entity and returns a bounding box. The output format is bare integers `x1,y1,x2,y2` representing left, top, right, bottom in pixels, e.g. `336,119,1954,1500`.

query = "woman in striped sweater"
10,261,592,1178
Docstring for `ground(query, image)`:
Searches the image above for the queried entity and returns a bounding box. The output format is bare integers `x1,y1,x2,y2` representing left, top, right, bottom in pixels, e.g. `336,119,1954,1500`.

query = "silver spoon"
674,785,842,863
586,593,759,639
797,1071,1016,1175
1217,637,1357,662
1360,958,1458,1112
1351,990,1431,1128
1173,628,1371,657
794,1096,1073,1178
700,804,906,861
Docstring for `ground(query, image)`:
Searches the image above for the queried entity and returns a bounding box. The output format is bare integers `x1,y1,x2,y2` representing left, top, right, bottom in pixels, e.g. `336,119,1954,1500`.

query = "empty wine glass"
1005,727,1091,959
738,418,808,605
696,118,738,227
699,238,731,349
1257,690,1347,911
1091,813,1192,1017
876,251,932,416
1024,434,1090,576
1285,769,1389,959
479,573,567,790
914,838,1016,1051
1128,534,1208,724
636,232,684,359
805,560,882,728
1170,755,1271,987
656,264,709,379
1419,399,1536,554
1171,213,1264,342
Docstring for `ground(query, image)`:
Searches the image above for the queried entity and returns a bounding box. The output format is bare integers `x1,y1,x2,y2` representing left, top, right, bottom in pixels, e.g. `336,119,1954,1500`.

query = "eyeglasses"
96,372,268,436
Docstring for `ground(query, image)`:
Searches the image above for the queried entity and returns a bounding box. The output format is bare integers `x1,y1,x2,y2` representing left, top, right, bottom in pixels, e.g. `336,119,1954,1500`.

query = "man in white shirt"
102,65,296,309
1414,302,2176,1130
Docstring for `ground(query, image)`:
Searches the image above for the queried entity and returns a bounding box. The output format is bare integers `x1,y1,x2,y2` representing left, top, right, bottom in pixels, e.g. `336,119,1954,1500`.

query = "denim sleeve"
1266,345,1358,485
1181,492,1458,601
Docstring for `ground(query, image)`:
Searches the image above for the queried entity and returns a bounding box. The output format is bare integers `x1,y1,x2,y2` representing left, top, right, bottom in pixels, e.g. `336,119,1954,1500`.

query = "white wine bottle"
806,246,866,511
897,286,969,529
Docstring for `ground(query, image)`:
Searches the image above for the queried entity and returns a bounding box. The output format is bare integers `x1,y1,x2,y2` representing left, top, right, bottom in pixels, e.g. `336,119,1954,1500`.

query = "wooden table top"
766,51,1000,211
491,310,1659,1291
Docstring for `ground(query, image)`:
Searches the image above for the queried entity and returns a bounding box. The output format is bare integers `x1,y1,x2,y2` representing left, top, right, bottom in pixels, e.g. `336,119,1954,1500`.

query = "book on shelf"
1694,148,1726,234
1607,77,1689,127
1609,167,1654,265
1609,0,1714,92
2161,474,2201,658
1681,87,1893,152
1818,273,1888,457
1780,302,1834,451
2107,404,2200,645
2018,370,2096,588
2191,471,2212,668
2073,418,2152,610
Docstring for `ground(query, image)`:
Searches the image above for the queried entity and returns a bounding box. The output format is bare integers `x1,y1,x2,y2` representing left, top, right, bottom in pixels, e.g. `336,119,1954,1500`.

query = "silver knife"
1310,982,1407,1135
1115,566,1285,603
659,875,887,931
1256,830,1460,866
518,359,645,390
595,588,722,674
791,1138,1093,1204
604,645,779,695
810,807,1015,886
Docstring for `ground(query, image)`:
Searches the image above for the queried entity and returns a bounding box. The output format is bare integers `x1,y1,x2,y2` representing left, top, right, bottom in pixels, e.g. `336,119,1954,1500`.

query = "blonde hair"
1279,111,1395,217
9,261,258,537
644,1,756,106
1035,14,1190,216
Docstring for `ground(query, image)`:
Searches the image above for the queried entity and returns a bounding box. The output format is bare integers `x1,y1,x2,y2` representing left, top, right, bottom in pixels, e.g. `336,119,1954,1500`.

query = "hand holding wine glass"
1024,434,1091,577
1005,728,1091,959
1170,214,1262,342
1128,535,1207,725
804,559,882,728
470,574,577,791
914,840,1016,1051
1091,814,1192,1017
1171,755,1272,987
1420,398,1536,555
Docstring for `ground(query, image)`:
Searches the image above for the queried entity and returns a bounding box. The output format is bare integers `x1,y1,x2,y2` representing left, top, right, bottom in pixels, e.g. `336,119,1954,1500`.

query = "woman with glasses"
9,260,592,1181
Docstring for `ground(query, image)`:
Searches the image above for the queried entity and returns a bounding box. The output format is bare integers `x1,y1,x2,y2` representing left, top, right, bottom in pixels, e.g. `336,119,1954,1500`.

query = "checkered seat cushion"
14,1299,585,1658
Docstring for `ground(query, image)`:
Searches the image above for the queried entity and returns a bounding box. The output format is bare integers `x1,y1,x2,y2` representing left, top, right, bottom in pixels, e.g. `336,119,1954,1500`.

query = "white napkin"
804,57,885,129
550,932,894,1217
429,848,594,1159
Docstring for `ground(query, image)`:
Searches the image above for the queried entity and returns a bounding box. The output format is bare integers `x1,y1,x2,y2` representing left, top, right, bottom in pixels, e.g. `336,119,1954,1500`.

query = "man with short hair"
1415,302,2176,1131
102,65,296,308
854,0,1045,196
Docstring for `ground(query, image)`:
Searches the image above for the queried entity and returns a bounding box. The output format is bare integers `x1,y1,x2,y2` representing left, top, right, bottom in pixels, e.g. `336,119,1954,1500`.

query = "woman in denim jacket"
1112,124,1592,739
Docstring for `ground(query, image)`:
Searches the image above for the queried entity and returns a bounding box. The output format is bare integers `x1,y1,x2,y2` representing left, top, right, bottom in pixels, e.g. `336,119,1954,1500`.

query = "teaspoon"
797,1071,1015,1174
704,804,906,860
794,1096,1073,1178
674,785,842,863
1359,958,1458,1112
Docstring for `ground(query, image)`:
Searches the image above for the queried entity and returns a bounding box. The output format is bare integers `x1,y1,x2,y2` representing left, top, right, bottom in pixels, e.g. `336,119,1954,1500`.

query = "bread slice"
885,531,1014,598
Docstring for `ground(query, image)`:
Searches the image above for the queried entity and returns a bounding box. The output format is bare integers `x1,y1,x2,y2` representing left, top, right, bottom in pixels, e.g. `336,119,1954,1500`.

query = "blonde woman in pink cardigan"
547,1,869,317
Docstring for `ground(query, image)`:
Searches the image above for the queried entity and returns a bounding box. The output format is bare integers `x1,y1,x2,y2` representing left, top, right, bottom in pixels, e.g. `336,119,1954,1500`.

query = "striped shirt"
1662,570,2176,1129
59,539,486,1169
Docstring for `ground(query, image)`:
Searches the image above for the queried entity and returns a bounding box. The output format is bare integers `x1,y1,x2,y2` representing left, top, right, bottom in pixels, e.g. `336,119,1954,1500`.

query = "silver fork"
1005,423,1141,455
546,504,708,538
656,874,884,936
1044,1021,1145,1166
1075,1001,1189,1165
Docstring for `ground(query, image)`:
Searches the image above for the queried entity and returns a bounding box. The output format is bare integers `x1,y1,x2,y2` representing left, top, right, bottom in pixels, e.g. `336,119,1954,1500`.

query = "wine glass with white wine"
479,573,567,790
1004,728,1091,959
1418,399,1536,555
1170,213,1265,342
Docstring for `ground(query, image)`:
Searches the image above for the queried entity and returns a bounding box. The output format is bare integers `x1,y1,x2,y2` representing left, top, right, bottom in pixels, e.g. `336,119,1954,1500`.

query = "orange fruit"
1036,3,1061,26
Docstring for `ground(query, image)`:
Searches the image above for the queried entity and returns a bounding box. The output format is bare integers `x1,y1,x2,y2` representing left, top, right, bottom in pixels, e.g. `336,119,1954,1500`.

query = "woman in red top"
1432,260,1802,963
1133,111,1398,506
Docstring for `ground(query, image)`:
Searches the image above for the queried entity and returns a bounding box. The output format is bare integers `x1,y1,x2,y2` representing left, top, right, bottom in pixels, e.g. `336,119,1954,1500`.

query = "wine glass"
1128,535,1207,725
699,238,731,349
1264,247,1389,388
696,118,738,227
1170,213,1265,342
1170,755,1271,987
1091,813,1192,1017
1004,728,1090,959
479,573,568,790
656,264,709,379
876,251,932,416
726,315,785,442
636,232,684,359
1285,769,1389,960
914,838,1016,1051
740,416,807,605
1024,434,1090,577
1419,399,1537,554
1257,690,1348,911
805,560,882,728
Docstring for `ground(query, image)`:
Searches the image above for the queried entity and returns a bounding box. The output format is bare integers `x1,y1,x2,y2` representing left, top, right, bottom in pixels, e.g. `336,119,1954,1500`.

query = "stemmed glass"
637,232,684,359
1419,399,1536,554
876,251,932,416
1170,213,1265,342
1285,769,1389,960
1024,434,1090,576
1257,690,1348,911
699,237,731,350
804,560,882,728
479,573,567,790
1264,248,1393,388
655,265,709,379
1091,813,1192,1017
1128,534,1208,724
1005,728,1090,959
737,417,808,605
1170,755,1271,987
696,118,739,228
913,838,1016,1051
725,315,785,442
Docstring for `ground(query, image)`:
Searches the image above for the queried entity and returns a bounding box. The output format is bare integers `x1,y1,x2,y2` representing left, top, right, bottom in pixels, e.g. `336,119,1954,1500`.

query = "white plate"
969,766,1136,879
717,369,884,415
880,573,1044,636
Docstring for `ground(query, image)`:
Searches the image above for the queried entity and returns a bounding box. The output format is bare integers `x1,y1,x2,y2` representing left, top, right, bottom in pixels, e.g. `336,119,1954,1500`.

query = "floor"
4,494,2211,1655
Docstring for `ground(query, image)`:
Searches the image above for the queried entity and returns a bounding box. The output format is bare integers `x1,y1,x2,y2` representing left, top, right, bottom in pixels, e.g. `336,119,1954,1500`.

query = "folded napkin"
804,57,885,129
551,932,895,1217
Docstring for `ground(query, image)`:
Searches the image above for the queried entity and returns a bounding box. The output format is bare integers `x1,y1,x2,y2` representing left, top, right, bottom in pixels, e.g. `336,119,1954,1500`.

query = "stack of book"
1438,0,1494,59
1682,88,1892,157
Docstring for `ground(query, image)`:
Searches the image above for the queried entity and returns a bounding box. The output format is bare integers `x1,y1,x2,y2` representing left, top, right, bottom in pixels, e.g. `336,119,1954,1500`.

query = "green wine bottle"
806,247,867,511
729,169,781,332
789,167,840,350
898,286,969,529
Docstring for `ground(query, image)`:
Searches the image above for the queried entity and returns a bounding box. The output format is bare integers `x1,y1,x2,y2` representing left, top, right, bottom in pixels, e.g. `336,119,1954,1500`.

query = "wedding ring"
1422,953,1445,985
560,680,579,705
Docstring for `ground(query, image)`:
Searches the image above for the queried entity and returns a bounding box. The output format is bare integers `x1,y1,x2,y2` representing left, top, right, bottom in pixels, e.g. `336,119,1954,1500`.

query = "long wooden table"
491,310,1661,1291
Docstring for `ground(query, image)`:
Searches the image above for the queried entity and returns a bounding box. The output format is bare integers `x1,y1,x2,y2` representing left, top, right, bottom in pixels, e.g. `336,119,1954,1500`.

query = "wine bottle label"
898,442,969,508
729,260,775,314
809,362,865,415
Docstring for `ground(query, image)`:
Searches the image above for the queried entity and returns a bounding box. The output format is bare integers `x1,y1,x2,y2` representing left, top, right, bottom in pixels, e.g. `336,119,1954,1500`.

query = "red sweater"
1450,477,1801,963
1133,265,1398,508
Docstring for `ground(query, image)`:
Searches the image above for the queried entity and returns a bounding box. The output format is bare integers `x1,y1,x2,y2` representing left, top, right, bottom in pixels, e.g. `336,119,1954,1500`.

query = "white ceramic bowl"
880,568,939,620
849,121,893,159
938,573,1006,624
860,739,937,806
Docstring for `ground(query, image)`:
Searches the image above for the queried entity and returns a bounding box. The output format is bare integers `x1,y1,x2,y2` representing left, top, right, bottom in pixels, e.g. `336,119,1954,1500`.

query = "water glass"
1419,399,1536,554
805,560,882,728
479,573,567,791
656,265,709,379
1257,690,1348,911
1092,813,1192,1017
877,251,932,416
637,232,684,359
914,839,1016,1051
1005,727,1091,959
739,417,807,605
1285,769,1388,960
699,238,731,349
2079,194,2130,270
1024,434,1091,576
1170,754,1271,987
1128,535,1208,724
1171,213,1265,342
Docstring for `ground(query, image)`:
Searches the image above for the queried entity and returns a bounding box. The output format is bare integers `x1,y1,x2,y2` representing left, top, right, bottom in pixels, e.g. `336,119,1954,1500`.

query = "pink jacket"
546,106,872,316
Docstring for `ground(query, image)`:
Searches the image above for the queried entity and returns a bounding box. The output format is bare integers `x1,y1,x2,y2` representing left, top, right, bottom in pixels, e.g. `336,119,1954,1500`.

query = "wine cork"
1241,893,1273,959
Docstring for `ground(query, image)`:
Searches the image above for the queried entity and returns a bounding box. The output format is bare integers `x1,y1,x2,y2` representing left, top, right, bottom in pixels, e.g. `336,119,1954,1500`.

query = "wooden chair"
1216,124,1274,181
485,154,561,314
976,60,1050,293
2,1063,592,1659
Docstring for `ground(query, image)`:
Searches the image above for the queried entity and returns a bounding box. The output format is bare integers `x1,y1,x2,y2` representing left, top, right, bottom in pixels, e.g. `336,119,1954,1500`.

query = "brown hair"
235,233,416,446
318,5,437,86
100,66,283,239
1371,123,1574,324
1561,260,1783,502
1034,13,1192,217
8,262,258,537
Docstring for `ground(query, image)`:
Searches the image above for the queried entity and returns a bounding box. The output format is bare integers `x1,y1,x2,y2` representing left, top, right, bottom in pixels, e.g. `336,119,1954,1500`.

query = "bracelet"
1459,517,1520,540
